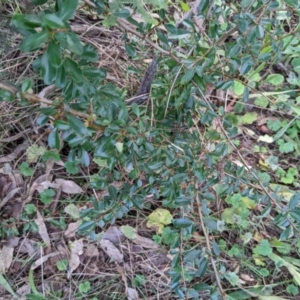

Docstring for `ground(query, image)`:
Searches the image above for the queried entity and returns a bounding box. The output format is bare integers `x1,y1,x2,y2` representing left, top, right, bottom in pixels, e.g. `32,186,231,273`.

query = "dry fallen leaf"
64,221,81,238
35,210,51,248
240,273,255,282
35,179,83,195
103,226,125,245
0,245,14,273
68,239,84,278
85,244,99,258
18,239,38,256
99,239,123,263
54,178,83,194
132,234,160,249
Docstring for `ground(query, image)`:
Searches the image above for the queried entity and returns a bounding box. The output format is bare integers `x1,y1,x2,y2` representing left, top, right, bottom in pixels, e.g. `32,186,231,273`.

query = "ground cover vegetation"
1,0,300,299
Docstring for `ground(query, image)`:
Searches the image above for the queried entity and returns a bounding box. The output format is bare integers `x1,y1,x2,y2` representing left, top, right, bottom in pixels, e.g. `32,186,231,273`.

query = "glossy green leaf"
80,150,90,167
57,0,79,21
21,78,32,92
156,31,169,47
82,67,105,78
125,43,136,57
55,32,83,55
40,51,57,84
181,68,196,84
78,220,95,233
114,8,131,18
108,185,117,199
20,31,49,52
229,44,241,58
12,14,42,29
66,32,83,55
55,64,67,88
197,256,208,277
265,74,284,85
173,218,193,228
80,45,99,62
131,103,140,117
174,196,191,206
67,115,89,137
64,58,82,82
47,40,62,68
48,128,60,149
43,14,65,29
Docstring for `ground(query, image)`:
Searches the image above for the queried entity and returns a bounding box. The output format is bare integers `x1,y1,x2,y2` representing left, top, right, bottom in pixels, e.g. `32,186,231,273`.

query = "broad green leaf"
80,45,99,62
254,96,268,108
82,67,104,78
56,259,68,271
21,78,32,92
121,225,137,239
26,144,46,163
240,62,252,75
55,64,67,88
224,272,239,286
67,115,89,137
229,44,241,58
65,32,83,55
241,197,256,209
180,2,190,12
290,105,300,116
115,142,123,153
181,68,196,84
64,203,80,218
125,43,136,57
265,74,284,85
12,14,42,29
93,157,108,168
240,112,257,125
78,220,95,233
53,120,70,130
20,31,49,52
157,31,170,46
147,208,173,234
221,207,240,224
233,80,245,96
40,51,57,84
114,9,131,18
55,32,83,55
164,23,177,34
43,14,65,29
48,128,60,149
57,0,79,21
241,0,252,7
19,162,34,177
173,218,193,228
47,40,62,67
64,58,82,82
253,240,272,256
